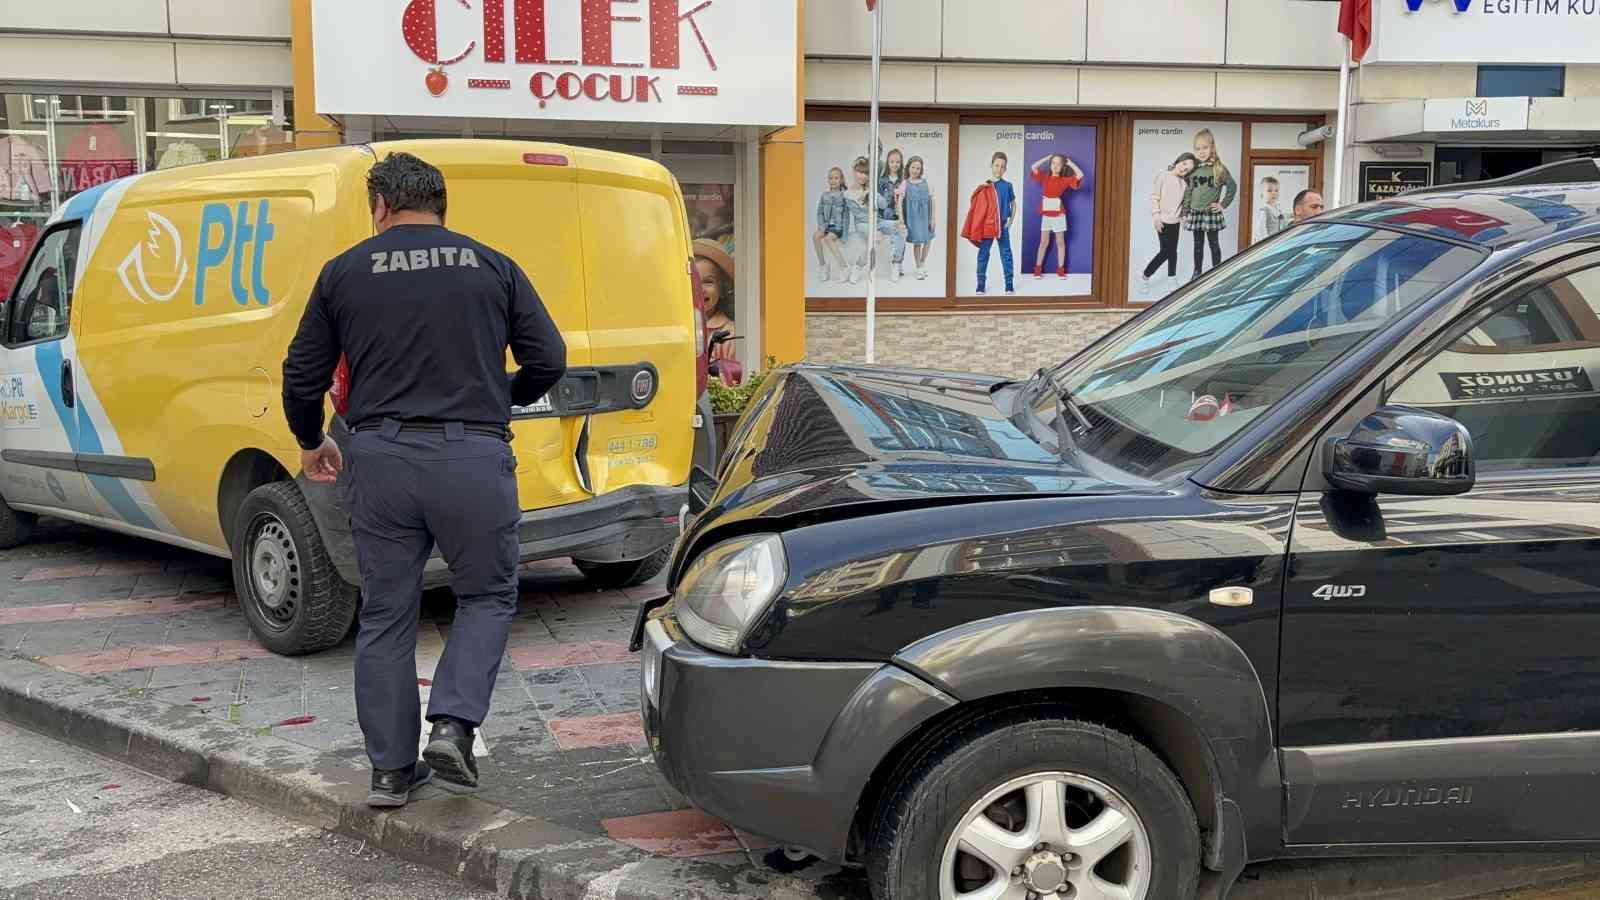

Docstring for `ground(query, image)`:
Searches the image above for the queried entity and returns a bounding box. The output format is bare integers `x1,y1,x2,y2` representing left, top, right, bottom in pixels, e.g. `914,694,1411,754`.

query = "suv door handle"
60,359,74,409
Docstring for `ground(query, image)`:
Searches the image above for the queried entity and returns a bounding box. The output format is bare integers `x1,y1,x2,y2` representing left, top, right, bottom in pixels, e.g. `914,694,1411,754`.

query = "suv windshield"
1037,223,1485,480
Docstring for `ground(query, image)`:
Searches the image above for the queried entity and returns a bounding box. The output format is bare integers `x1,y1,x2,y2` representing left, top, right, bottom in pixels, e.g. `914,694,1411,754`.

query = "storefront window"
0,92,295,298
804,119,952,300
1126,119,1246,304
955,122,1098,298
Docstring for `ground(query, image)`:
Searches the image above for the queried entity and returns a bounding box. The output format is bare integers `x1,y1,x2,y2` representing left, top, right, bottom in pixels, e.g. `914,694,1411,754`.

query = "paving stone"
602,808,739,858
129,571,189,598
228,697,306,726
20,623,115,657
580,662,643,714
151,680,243,707
549,712,646,750
148,660,245,689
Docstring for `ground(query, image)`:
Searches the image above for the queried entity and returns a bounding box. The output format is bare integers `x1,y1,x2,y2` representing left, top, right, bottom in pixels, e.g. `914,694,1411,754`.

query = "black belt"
352,420,512,440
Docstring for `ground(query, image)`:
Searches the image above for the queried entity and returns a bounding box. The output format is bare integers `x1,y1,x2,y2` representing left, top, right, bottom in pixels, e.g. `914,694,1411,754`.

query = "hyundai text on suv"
636,185,1600,899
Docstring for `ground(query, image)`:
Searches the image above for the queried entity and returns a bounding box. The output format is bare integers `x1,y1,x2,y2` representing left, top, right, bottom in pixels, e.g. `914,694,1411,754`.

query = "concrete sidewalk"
1,519,1598,899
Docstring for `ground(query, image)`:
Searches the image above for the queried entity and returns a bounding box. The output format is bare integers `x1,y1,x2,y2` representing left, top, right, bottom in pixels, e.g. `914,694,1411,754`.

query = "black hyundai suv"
636,184,1600,900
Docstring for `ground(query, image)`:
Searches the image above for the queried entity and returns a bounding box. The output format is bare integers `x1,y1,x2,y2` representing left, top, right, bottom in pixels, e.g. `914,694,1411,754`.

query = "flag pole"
864,0,882,365
1332,36,1352,209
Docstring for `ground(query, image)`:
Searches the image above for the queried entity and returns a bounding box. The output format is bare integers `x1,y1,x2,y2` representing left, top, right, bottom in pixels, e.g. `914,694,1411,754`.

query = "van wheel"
868,711,1199,900
232,482,357,657
0,497,37,549
574,546,671,589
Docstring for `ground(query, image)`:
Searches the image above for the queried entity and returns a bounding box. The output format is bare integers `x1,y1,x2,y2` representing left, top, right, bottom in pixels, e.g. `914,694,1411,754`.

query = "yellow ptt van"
0,140,711,654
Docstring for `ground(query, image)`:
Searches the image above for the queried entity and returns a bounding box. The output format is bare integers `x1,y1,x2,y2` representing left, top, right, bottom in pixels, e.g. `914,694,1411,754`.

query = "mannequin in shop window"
694,238,740,384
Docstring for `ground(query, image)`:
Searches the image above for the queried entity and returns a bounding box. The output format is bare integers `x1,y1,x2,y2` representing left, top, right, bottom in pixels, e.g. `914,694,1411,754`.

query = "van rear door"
435,145,592,510
572,150,696,498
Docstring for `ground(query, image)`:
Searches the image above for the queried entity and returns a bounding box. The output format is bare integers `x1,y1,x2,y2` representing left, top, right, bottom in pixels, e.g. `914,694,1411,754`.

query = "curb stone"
3,652,1600,899
0,655,818,900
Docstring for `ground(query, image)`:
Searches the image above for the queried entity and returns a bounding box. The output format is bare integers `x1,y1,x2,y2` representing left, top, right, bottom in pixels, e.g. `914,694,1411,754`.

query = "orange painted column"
291,0,342,149
759,0,806,366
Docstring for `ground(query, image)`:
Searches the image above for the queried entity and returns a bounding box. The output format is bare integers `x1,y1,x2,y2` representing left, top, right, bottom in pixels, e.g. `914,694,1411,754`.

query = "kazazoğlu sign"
311,0,799,127
1372,0,1600,64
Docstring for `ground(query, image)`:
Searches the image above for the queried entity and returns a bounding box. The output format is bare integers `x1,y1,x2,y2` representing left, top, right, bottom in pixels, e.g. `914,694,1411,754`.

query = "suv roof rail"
1402,157,1600,197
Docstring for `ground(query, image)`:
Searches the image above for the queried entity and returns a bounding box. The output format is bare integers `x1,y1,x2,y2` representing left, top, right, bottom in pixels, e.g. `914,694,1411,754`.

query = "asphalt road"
0,719,496,900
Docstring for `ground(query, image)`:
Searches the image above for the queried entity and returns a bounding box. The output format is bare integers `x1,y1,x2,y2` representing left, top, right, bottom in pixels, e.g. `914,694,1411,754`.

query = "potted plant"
706,357,778,452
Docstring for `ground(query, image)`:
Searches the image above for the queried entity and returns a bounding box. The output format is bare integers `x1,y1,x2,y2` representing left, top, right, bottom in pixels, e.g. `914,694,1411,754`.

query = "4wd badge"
1313,584,1367,600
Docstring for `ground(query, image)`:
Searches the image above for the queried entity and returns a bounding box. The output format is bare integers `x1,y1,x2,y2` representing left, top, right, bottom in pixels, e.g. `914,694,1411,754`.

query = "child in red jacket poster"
963,152,1016,295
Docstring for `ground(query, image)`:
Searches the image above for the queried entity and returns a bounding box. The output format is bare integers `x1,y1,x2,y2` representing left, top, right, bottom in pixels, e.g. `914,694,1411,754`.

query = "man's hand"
301,437,343,483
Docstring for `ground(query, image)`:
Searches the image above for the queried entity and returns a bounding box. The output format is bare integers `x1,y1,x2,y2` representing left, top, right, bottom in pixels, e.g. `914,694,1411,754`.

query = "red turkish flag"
1337,0,1372,63
865,0,876,9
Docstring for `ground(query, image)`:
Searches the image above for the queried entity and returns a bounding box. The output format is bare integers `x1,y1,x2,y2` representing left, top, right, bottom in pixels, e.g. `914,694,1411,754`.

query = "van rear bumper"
311,481,686,586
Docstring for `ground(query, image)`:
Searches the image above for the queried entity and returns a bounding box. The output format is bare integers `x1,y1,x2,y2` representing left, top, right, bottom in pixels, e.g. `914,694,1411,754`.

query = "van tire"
0,498,37,550
233,481,358,657
574,546,671,589
868,710,1199,900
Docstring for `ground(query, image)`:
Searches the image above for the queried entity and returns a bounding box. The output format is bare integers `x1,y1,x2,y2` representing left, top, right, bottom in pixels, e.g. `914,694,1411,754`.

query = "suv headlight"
675,534,787,654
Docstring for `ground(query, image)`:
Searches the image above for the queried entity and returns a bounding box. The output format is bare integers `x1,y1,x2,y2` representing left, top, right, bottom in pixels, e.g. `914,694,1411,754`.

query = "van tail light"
330,356,351,417
690,257,708,398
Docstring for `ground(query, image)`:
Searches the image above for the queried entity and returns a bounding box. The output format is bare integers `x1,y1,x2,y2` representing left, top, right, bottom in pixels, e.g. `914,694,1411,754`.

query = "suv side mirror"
1324,405,1475,496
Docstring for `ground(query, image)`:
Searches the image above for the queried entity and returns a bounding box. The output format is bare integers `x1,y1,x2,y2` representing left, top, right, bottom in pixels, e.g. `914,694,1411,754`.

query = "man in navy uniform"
282,152,565,806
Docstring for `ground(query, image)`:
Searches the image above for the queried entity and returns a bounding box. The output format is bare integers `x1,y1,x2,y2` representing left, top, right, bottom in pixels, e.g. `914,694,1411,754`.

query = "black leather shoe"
422,717,480,788
367,760,433,808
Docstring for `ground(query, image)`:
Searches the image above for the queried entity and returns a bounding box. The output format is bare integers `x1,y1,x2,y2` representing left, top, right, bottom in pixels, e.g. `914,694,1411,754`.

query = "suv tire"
0,497,37,550
868,710,1199,900
233,481,358,656
574,546,671,589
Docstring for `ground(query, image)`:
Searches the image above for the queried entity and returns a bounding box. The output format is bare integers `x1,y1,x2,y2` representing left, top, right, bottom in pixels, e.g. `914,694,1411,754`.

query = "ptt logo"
1405,0,1471,10
120,201,278,306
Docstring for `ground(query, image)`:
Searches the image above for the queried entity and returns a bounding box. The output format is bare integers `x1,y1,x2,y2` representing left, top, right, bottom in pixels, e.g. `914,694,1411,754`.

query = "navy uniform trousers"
346,419,520,771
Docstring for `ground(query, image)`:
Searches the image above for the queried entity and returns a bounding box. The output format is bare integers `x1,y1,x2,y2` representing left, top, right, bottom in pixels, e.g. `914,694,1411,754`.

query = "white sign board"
312,0,798,127
1422,97,1530,133
1371,0,1600,65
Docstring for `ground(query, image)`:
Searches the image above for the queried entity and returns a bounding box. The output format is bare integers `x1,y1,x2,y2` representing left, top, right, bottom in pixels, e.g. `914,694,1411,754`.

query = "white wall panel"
1217,71,1336,111
1357,65,1475,103
0,0,168,34
805,61,937,105
1225,0,1340,68
175,41,293,88
1079,67,1216,109
0,35,174,84
805,0,941,59
937,64,1079,107
168,0,291,40
942,0,1087,62
1086,0,1225,65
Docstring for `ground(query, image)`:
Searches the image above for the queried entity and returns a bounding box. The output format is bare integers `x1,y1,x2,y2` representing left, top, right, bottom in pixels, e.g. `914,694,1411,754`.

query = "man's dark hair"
1293,188,1318,209
367,152,447,217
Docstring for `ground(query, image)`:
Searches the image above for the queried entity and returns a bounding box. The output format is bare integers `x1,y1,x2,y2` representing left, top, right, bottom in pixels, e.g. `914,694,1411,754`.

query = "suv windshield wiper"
1030,368,1094,455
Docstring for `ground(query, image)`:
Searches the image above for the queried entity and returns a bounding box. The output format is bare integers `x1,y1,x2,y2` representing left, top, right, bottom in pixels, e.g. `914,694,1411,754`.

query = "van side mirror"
1323,406,1474,497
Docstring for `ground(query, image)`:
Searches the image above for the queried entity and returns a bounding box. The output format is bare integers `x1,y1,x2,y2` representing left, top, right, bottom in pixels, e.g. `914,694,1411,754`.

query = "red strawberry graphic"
426,67,449,97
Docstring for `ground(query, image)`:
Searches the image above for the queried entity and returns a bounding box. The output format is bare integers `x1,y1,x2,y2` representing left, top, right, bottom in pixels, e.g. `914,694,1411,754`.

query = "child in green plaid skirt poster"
1181,128,1238,281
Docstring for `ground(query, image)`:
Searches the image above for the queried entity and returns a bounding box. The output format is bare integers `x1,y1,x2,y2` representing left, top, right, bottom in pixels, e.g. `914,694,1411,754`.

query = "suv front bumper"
639,614,957,862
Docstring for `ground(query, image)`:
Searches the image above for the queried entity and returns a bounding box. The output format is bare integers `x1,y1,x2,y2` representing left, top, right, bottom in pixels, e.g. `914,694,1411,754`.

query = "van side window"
7,224,82,346
1389,263,1600,473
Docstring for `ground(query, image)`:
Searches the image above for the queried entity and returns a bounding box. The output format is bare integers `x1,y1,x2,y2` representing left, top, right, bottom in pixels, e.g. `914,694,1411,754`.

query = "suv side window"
1388,263,1600,473
6,224,82,346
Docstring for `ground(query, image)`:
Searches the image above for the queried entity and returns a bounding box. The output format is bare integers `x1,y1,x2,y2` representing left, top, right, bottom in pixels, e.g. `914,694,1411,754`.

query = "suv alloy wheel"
869,710,1200,900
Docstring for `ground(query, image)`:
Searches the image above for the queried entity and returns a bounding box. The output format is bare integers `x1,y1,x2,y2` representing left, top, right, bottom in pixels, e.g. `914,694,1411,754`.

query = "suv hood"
699,364,1135,531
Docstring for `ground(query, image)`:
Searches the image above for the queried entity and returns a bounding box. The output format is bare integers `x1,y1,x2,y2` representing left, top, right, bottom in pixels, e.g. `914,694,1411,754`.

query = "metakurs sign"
312,0,798,127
